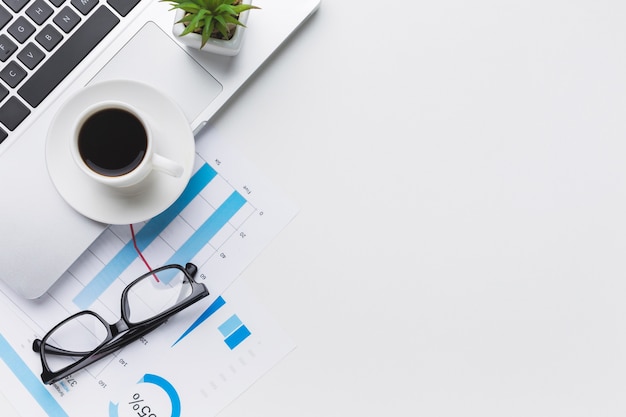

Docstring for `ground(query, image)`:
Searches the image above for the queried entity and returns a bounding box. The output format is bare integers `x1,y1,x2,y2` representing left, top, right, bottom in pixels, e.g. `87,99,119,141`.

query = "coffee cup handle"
152,153,184,178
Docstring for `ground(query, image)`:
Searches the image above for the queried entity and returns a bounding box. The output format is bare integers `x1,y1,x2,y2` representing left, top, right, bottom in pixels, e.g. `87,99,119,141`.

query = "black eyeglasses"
32,263,209,385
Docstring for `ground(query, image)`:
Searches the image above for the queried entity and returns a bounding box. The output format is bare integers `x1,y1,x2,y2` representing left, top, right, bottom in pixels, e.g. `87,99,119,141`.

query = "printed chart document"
0,132,298,417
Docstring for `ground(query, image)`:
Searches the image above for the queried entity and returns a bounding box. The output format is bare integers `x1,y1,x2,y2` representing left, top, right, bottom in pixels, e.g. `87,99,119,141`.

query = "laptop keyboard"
0,0,143,143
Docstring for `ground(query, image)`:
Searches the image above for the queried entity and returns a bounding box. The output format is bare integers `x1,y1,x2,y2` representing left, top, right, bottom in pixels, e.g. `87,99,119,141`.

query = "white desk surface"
5,1,626,416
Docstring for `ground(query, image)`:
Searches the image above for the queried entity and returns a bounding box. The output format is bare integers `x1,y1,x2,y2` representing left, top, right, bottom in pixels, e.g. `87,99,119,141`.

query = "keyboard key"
0,84,8,101
2,0,29,13
17,42,44,69
48,0,64,6
0,5,11,30
18,6,119,108
0,34,17,61
8,16,35,43
0,61,27,87
35,23,62,51
0,127,7,143
107,0,141,17
53,6,80,33
0,96,30,130
71,0,98,15
26,0,53,25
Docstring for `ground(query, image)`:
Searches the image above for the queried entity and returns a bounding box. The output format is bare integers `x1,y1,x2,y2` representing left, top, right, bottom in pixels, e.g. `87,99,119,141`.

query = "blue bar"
73,164,218,309
0,334,69,417
172,296,226,346
165,191,247,267
224,325,251,350
218,314,242,337
109,402,120,417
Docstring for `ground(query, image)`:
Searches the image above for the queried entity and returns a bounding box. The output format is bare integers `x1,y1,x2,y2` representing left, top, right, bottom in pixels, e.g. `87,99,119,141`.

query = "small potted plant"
164,0,260,56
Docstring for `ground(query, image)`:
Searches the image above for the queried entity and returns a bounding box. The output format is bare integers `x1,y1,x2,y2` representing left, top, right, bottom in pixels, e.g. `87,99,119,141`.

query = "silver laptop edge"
0,0,320,298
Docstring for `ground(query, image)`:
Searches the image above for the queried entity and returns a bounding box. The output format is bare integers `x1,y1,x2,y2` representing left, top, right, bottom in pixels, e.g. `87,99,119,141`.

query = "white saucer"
46,80,195,225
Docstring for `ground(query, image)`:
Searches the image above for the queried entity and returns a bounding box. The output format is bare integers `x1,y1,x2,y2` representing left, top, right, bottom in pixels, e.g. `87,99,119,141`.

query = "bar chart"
72,161,251,310
0,133,299,417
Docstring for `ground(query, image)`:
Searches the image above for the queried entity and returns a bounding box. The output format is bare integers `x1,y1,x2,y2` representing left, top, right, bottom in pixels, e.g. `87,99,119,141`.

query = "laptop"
0,0,320,299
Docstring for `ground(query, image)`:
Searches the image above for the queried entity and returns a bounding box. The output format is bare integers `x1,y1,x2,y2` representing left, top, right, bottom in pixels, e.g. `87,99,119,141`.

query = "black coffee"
78,108,148,177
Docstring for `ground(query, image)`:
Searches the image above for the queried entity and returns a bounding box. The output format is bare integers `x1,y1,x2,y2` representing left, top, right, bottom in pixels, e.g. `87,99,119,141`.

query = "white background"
215,1,626,416
5,0,626,416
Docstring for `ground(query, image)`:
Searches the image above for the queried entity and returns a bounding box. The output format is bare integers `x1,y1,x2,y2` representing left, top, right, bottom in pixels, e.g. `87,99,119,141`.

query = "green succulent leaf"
232,4,259,13
201,16,217,46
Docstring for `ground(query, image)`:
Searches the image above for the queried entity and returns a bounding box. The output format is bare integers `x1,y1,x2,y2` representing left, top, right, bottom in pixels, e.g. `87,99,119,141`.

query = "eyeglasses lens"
126,267,193,324
43,312,108,373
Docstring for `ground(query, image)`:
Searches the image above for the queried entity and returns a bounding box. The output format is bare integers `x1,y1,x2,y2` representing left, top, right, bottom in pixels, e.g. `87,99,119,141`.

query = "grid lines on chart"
48,158,256,319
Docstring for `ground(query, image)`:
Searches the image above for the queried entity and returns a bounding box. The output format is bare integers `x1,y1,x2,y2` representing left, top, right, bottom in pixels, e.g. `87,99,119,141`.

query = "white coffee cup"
71,101,183,188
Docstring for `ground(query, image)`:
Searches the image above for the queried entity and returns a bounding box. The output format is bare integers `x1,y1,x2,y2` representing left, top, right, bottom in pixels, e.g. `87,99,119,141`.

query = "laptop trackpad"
89,22,223,124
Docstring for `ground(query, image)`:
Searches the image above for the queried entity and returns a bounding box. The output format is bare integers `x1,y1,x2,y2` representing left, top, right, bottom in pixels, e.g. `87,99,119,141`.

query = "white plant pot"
171,1,252,56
